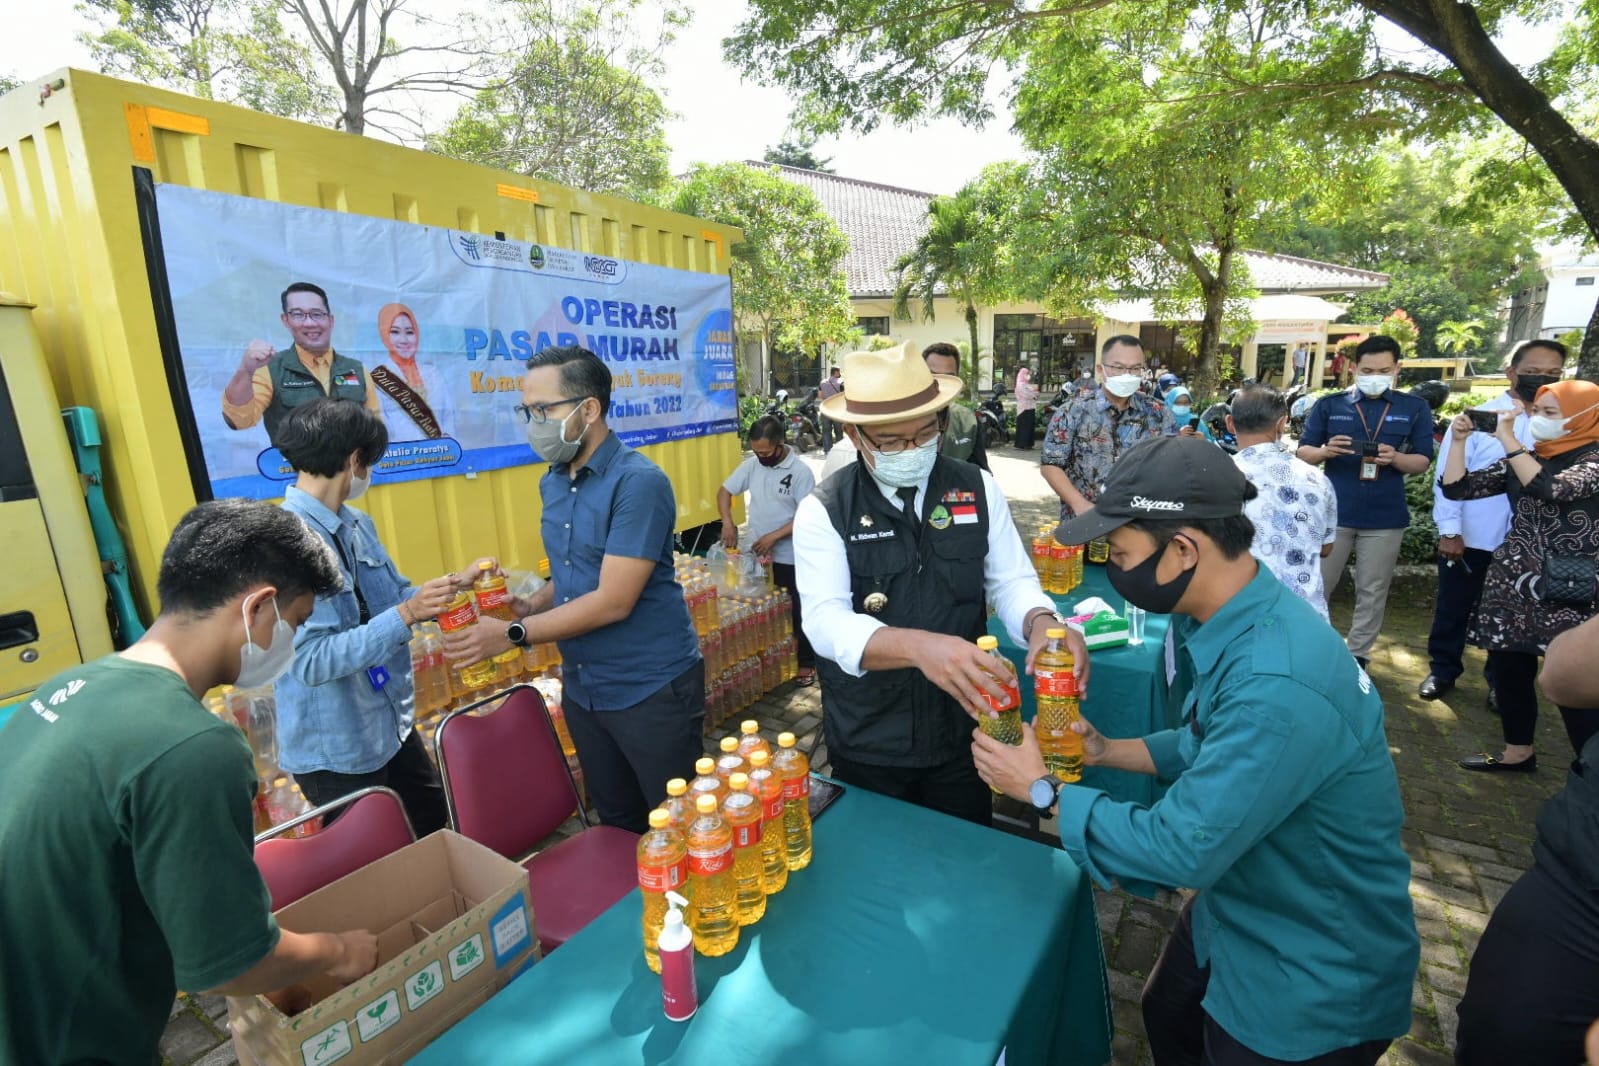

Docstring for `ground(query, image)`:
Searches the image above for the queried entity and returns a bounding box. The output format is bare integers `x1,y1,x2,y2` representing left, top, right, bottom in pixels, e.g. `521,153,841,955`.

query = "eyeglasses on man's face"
514,396,588,425
284,309,330,323
1102,361,1146,375
860,418,941,454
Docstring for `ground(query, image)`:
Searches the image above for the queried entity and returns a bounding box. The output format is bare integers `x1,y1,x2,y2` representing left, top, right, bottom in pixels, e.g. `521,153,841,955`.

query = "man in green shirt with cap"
973,435,1418,1065
0,500,380,1066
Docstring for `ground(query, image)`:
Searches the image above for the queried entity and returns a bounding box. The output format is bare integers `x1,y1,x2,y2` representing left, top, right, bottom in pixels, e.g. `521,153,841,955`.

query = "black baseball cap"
1054,436,1251,544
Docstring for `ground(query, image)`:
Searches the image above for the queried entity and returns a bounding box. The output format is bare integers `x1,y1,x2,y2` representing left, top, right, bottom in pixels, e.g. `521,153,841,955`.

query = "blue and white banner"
155,184,736,499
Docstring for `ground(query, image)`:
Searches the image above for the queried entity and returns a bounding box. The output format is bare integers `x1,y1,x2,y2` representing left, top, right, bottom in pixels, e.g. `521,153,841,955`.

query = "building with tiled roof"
748,161,1389,390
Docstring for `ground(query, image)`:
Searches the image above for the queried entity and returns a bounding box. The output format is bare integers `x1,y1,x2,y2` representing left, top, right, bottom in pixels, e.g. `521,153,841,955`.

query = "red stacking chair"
435,684,639,953
253,786,416,911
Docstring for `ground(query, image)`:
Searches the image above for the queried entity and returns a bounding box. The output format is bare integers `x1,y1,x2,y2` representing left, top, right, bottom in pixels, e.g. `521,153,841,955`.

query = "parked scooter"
788,387,822,452
977,384,1010,447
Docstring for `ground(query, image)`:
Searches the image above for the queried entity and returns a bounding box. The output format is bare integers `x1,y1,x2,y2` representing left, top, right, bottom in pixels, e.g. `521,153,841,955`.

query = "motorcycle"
977,384,1010,447
787,387,822,452
1200,402,1239,454
1037,385,1072,430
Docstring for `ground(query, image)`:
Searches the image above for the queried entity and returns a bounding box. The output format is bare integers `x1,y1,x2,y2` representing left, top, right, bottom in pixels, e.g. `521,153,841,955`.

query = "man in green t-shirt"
0,500,380,1066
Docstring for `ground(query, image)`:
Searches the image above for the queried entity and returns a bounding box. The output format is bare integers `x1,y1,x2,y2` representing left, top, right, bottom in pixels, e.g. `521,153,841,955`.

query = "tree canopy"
762,138,834,172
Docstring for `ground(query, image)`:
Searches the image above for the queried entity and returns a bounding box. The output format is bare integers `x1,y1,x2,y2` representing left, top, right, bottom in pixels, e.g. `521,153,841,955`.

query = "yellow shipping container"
0,69,742,621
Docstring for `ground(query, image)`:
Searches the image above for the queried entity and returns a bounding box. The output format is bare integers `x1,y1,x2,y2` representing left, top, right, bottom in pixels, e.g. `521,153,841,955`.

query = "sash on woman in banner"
370,365,444,439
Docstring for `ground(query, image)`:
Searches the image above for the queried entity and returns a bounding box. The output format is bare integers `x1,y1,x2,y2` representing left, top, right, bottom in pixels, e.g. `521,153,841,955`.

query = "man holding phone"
1297,336,1434,668
1418,341,1555,702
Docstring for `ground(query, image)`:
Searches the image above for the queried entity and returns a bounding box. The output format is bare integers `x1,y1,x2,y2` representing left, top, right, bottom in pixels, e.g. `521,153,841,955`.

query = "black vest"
264,348,369,441
816,456,989,767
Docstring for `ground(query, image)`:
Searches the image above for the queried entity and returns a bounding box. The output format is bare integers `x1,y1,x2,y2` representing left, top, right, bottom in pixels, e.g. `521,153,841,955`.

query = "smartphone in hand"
1188,416,1201,430
1468,410,1499,434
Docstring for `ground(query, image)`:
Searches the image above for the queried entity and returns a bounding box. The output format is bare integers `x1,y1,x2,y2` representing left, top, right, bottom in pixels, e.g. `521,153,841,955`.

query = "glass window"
855,316,891,335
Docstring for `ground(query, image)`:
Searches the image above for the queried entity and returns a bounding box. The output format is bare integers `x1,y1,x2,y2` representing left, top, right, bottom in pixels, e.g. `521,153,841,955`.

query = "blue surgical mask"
1172,405,1192,420
868,436,940,489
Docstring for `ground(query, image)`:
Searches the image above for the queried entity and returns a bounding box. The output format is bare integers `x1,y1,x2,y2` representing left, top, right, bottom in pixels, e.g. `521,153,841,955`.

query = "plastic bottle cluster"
1030,526,1086,596
202,686,320,837
675,555,800,732
637,727,814,972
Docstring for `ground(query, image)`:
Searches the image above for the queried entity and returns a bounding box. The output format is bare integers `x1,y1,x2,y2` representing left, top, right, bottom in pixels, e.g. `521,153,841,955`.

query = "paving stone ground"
162,444,1571,1065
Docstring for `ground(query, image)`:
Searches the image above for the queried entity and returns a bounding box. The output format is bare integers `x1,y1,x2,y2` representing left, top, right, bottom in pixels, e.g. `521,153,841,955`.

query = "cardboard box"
229,831,537,1066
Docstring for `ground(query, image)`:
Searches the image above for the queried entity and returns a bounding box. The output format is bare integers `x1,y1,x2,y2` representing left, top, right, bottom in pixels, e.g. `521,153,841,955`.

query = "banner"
154,184,737,499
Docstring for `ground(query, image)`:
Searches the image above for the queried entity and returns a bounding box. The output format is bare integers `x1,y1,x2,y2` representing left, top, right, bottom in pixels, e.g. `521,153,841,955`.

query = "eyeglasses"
514,397,588,424
1102,362,1146,375
285,309,330,323
860,419,941,454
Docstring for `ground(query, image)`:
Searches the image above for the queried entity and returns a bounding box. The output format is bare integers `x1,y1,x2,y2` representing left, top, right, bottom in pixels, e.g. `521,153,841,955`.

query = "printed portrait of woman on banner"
371,302,454,441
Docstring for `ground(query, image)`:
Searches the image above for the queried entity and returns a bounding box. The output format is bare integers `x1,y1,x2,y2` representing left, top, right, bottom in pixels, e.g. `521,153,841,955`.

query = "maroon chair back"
253,786,416,911
435,685,583,861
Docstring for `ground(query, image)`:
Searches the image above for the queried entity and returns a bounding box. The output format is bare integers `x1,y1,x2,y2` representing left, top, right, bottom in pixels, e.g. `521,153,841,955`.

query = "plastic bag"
706,542,763,599
505,568,546,602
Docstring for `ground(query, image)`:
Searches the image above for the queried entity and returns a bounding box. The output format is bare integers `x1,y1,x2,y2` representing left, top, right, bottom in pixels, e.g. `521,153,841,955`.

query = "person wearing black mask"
1417,340,1558,704
971,435,1418,1065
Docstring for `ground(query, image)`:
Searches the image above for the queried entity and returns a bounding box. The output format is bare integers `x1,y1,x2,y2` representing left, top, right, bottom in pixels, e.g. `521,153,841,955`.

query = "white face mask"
1529,401,1599,442
867,436,940,489
1103,373,1143,399
236,595,296,690
347,468,370,501
1355,374,1393,397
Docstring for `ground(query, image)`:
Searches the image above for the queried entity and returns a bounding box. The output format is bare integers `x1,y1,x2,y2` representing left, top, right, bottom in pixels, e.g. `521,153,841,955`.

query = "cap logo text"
1130,496,1185,512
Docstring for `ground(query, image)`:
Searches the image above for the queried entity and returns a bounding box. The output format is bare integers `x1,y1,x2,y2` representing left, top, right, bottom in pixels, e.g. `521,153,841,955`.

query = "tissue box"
1067,611,1129,650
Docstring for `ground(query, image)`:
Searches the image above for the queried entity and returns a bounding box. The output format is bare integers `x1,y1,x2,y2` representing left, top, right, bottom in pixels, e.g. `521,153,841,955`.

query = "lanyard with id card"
1354,401,1390,481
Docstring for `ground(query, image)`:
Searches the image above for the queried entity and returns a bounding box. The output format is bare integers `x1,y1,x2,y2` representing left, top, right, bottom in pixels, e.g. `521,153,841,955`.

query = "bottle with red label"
658,890,696,1021
974,635,1024,793
472,561,525,685
721,772,766,925
745,749,788,895
1034,627,1083,782
436,589,496,691
771,732,813,870
686,793,739,956
638,809,688,973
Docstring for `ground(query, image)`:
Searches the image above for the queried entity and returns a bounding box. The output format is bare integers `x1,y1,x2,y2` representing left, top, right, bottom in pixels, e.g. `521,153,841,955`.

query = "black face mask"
1513,374,1561,404
1106,537,1197,614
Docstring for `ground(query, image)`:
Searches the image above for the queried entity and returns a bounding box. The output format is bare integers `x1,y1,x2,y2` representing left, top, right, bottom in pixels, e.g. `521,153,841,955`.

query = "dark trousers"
294,730,449,838
820,415,840,454
1487,649,1599,752
770,562,814,668
1455,859,1599,1065
828,750,991,826
1427,548,1495,683
563,660,705,834
1015,409,1037,449
1144,899,1392,1066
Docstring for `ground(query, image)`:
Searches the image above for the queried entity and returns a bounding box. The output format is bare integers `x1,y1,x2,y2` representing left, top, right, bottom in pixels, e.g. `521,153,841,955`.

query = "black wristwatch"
1029,775,1061,819
505,621,531,649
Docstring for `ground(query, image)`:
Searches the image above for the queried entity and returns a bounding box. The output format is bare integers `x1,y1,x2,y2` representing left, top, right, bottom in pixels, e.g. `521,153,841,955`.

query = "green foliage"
428,0,680,197
1401,456,1440,565
0,72,18,95
659,162,854,358
1435,320,1486,358
893,185,1006,391
1439,391,1495,417
1346,269,1477,360
762,139,833,173
738,393,767,437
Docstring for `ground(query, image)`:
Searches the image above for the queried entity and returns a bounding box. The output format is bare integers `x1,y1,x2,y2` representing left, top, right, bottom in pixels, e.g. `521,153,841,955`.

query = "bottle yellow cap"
695,757,715,775
649,809,670,829
976,635,999,650
749,750,771,767
696,793,719,814
741,720,759,734
729,772,749,790
1046,627,1067,639
478,560,493,571
778,732,796,748
666,778,687,796
720,736,739,753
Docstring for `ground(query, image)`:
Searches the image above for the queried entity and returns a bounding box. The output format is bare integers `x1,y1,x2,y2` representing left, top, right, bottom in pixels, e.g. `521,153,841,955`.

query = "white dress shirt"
1232,443,1339,621
1432,392,1534,551
793,467,1056,677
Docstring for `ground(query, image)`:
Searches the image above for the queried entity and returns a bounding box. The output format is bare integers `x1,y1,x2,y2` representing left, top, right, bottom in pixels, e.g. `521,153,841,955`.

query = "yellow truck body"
0,69,741,651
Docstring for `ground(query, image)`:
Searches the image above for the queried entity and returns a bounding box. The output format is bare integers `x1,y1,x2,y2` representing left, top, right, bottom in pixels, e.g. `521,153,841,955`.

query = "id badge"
366,665,391,692
1359,460,1379,481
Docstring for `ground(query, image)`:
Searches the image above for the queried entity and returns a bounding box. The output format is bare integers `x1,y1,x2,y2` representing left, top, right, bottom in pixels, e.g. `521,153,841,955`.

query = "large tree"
727,0,1599,380
893,185,1004,391
659,163,854,389
762,138,834,173
428,0,681,196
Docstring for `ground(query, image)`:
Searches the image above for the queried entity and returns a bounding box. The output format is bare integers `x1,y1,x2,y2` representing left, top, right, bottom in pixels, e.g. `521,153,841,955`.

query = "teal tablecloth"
988,565,1176,807
412,782,1112,1065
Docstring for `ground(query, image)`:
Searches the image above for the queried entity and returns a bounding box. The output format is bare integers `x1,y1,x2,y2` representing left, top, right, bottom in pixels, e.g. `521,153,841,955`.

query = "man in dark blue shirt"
442,346,704,833
1297,336,1434,667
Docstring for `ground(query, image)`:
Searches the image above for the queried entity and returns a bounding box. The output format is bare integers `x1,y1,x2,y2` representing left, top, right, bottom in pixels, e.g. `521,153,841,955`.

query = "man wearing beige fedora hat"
792,341,1090,824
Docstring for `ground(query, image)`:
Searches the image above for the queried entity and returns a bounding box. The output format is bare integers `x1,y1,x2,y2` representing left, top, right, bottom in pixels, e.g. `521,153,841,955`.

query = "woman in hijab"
1013,366,1040,449
371,303,453,441
1441,378,1599,773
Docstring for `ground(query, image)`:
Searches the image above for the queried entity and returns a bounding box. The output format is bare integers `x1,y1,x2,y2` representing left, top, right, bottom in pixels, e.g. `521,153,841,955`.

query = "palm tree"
1435,319,1484,359
893,189,989,391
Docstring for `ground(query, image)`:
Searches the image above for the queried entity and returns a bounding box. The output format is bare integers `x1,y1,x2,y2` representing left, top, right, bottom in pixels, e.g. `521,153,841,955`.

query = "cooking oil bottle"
660,777,695,831
1034,628,1083,782
436,589,496,691
685,793,738,956
637,809,687,973
721,773,766,925
472,561,524,684
746,749,788,895
715,735,747,782
689,757,728,807
771,732,813,870
736,719,770,761
974,636,1024,794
